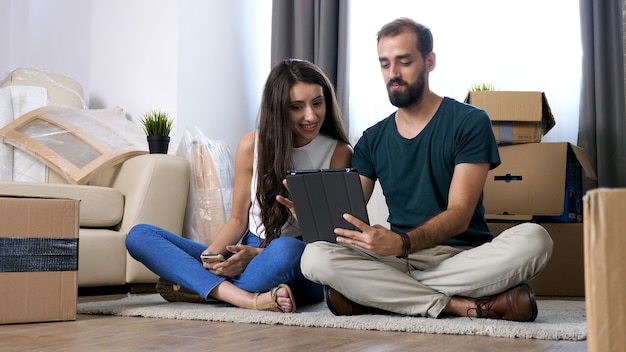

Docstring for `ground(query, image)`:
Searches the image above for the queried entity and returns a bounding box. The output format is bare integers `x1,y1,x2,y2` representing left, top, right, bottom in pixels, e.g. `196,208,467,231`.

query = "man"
299,18,553,321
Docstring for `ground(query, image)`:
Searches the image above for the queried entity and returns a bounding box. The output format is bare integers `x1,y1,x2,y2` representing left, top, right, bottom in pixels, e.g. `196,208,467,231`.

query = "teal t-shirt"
352,97,500,246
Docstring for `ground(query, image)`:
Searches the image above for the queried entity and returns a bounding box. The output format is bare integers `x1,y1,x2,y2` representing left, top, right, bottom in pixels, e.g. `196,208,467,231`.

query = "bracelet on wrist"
396,232,411,258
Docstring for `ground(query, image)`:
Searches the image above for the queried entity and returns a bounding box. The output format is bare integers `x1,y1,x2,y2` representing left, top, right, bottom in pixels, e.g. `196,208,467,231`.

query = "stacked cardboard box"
465,91,555,145
0,195,79,324
466,91,597,297
483,142,596,222
466,91,597,223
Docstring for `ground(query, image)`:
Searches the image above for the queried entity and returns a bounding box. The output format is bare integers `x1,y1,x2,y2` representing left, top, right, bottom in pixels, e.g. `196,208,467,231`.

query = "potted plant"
469,82,496,91
140,110,174,154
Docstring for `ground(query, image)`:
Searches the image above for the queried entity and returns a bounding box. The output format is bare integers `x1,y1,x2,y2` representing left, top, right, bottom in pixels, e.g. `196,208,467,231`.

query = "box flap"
464,91,556,135
570,145,598,180
539,93,556,135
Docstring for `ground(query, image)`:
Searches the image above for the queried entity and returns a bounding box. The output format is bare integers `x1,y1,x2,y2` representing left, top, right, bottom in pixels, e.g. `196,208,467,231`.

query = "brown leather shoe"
156,278,206,303
471,283,538,322
325,286,385,316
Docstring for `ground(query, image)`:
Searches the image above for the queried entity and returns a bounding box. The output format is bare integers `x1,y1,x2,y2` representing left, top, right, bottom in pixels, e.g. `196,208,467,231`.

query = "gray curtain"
578,0,626,189
271,0,350,128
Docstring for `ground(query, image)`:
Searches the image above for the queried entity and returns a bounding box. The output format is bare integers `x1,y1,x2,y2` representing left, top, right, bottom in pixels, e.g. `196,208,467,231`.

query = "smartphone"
201,253,225,263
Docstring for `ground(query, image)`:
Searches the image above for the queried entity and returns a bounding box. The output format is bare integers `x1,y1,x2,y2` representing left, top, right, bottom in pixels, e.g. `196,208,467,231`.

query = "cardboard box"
464,91,556,144
488,222,584,296
0,196,79,324
484,142,596,222
583,188,626,352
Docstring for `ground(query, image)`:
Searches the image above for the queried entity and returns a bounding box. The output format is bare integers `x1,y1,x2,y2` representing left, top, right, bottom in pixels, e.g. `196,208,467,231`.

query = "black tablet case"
286,168,370,242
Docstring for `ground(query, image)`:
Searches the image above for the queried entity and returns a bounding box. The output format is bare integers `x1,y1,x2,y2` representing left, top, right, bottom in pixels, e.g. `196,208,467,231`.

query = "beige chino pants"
301,223,553,318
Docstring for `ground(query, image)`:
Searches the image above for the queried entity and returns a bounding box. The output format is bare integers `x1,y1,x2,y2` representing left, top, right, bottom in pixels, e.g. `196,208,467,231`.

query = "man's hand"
334,213,404,256
204,245,261,277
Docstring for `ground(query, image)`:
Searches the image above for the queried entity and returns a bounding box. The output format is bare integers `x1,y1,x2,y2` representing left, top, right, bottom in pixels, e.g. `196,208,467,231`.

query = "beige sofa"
0,155,189,287
0,68,190,287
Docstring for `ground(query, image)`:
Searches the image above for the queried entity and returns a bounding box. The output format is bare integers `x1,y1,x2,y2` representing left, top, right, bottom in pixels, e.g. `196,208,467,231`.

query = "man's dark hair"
377,18,433,59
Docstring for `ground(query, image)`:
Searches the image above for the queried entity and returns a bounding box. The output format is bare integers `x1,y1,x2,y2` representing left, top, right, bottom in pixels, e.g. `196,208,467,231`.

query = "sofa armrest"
107,154,190,235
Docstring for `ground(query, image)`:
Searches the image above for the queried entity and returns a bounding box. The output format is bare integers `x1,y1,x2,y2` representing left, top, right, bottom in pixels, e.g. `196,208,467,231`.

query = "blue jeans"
125,224,323,305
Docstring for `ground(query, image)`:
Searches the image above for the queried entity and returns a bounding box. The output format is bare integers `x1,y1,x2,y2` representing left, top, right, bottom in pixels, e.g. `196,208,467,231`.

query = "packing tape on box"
0,237,78,272
499,122,513,143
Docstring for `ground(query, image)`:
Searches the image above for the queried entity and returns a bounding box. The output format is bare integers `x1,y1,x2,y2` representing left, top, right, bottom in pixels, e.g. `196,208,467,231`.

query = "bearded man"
299,17,553,322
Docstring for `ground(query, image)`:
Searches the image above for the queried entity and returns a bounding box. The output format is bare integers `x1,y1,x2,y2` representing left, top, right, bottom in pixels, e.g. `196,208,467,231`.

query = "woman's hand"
205,245,261,277
276,179,297,220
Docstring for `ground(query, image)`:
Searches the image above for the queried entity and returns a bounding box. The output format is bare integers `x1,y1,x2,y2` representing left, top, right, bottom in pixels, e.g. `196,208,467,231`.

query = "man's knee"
504,223,554,269
522,223,553,257
301,242,335,283
496,223,554,265
300,242,322,277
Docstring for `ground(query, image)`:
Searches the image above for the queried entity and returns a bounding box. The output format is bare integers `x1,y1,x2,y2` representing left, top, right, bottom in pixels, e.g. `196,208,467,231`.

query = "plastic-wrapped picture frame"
0,106,147,184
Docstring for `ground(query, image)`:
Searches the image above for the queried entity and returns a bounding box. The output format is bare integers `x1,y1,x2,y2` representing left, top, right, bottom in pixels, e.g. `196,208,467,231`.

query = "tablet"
286,168,370,243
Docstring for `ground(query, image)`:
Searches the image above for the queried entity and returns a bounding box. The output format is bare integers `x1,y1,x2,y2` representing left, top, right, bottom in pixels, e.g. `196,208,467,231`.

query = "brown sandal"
156,277,206,303
252,284,296,313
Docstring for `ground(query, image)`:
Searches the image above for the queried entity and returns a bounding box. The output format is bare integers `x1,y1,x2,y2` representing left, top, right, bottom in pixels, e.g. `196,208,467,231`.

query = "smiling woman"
125,59,352,315
288,82,327,147
347,0,582,145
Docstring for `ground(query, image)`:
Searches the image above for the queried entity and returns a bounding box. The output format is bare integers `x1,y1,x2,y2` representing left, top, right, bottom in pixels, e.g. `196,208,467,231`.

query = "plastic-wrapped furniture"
0,69,190,287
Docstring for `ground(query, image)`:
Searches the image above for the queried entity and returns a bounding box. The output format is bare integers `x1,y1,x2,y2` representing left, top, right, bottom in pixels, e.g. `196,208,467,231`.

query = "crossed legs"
301,223,553,320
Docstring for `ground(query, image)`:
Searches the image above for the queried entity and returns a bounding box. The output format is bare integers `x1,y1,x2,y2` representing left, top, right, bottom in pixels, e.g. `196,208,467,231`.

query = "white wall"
0,0,271,153
89,0,180,145
0,0,92,91
178,0,271,151
0,1,11,71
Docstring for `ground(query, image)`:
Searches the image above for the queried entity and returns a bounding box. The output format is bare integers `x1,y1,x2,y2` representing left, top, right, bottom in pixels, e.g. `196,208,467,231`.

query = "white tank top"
248,132,339,239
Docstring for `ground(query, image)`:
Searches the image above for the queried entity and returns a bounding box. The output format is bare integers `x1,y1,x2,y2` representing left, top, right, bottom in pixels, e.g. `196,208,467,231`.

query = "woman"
126,59,352,313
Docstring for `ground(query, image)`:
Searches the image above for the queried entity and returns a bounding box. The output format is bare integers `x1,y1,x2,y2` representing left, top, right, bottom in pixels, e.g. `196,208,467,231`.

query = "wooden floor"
0,293,588,352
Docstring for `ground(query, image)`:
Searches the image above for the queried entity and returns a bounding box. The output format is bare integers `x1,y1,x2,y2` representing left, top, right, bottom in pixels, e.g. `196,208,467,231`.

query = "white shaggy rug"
77,294,586,341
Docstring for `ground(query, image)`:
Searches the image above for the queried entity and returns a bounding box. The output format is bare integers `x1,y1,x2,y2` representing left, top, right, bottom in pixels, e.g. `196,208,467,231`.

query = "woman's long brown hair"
256,59,349,247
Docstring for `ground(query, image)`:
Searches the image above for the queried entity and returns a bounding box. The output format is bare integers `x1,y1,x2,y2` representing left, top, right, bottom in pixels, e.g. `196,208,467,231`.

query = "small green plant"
469,82,497,92
140,110,173,136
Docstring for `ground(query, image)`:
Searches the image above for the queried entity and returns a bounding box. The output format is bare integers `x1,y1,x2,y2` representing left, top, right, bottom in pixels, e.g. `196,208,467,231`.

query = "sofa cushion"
0,182,123,227
78,228,128,287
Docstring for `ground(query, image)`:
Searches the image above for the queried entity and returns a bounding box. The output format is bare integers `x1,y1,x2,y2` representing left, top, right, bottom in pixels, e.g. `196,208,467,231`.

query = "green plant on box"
140,110,173,136
469,82,497,92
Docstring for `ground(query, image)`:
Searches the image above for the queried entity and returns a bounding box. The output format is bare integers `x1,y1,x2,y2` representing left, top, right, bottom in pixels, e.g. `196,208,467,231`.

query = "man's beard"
387,69,426,108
